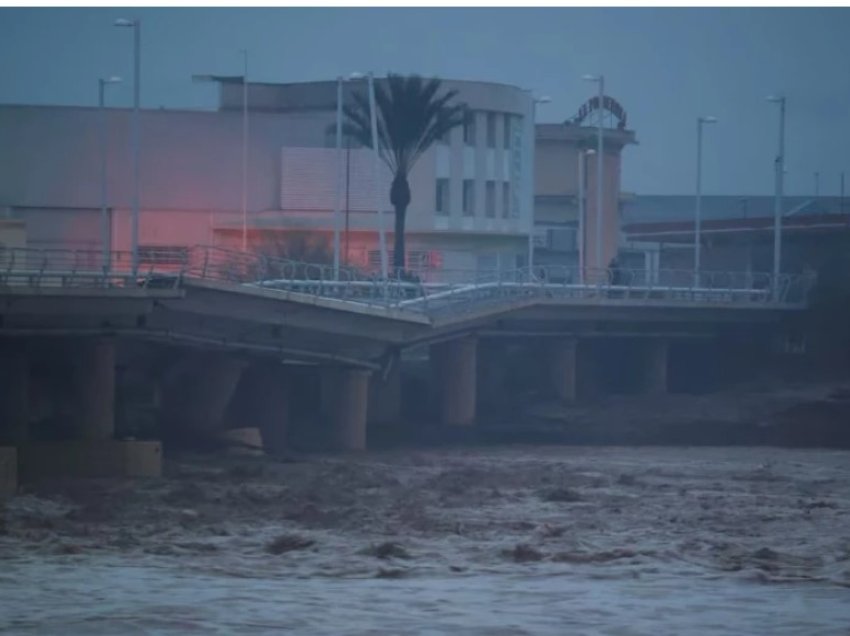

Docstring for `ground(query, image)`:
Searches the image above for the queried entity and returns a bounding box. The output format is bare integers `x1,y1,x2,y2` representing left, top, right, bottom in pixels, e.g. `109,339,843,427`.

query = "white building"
0,78,536,279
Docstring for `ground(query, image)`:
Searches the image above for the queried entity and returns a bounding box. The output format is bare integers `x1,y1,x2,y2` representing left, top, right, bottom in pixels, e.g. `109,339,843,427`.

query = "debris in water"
552,548,641,564
541,488,582,503
266,534,315,555
752,547,779,561
375,567,408,579
53,543,83,555
362,541,411,560
503,543,544,562
616,473,638,486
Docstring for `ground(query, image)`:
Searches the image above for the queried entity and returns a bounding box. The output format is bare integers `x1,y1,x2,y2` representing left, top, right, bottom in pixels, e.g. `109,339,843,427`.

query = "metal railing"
0,245,816,313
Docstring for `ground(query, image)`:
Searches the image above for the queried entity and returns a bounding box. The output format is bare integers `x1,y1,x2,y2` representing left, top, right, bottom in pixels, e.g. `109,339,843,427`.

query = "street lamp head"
699,116,718,124
348,72,365,81
766,95,785,104
534,95,552,105
101,76,123,85
114,18,137,27
582,74,601,82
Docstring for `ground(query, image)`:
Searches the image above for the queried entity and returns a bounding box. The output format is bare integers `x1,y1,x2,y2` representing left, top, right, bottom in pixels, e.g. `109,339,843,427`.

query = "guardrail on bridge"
0,245,816,312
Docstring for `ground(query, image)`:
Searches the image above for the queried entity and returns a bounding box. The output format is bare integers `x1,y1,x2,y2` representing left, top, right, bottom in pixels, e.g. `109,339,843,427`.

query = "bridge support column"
369,354,401,426
226,362,289,454
74,339,116,440
0,343,30,444
0,447,16,498
641,339,669,395
160,352,246,438
17,338,161,480
323,368,371,451
431,336,477,426
549,338,578,403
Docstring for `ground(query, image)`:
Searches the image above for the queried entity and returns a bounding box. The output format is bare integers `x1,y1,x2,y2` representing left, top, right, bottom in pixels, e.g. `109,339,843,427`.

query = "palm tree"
341,74,468,275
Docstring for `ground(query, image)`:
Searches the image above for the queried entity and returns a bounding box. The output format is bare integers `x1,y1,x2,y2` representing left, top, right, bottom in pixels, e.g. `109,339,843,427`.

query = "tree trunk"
390,174,411,275
393,204,406,274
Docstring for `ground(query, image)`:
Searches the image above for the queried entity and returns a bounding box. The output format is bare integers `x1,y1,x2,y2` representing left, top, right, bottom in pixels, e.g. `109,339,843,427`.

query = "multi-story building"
533,96,637,273
0,78,539,280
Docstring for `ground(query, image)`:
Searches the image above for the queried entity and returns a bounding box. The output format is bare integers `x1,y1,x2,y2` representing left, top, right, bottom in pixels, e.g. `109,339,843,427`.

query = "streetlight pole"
345,136,352,267
333,76,344,279
767,95,786,297
578,148,594,285
583,74,605,271
240,49,249,252
694,116,718,286
367,72,388,279
529,94,551,274
99,76,122,274
114,18,140,274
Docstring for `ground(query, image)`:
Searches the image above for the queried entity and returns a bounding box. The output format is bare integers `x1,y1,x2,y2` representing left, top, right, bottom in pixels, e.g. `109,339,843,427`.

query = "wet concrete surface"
1,445,849,634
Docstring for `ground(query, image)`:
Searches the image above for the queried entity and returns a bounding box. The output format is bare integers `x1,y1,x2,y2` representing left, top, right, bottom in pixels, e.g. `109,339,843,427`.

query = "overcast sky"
1,7,848,196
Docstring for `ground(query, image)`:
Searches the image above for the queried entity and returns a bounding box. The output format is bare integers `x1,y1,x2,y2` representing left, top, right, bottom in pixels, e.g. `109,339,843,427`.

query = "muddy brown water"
1,446,849,634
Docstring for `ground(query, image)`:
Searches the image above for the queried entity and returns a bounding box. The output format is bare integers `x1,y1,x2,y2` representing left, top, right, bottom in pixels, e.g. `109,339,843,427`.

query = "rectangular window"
485,181,496,218
436,178,450,215
486,112,496,148
463,180,476,216
502,182,511,218
503,115,512,149
463,115,476,146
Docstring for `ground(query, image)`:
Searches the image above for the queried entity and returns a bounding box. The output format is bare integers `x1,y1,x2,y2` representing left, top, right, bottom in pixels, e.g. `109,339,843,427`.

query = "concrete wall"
0,78,534,263
533,124,634,270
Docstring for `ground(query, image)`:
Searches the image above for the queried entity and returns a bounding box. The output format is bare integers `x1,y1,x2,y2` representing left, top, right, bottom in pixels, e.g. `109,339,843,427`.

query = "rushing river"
1,446,849,634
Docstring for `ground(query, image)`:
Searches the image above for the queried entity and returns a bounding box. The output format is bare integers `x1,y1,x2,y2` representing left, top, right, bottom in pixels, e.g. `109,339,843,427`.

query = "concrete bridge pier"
0,342,27,496
548,338,578,403
226,361,290,454
18,338,161,481
322,367,371,451
160,352,246,438
0,342,30,444
431,336,478,426
640,339,669,394
73,339,115,440
368,353,402,427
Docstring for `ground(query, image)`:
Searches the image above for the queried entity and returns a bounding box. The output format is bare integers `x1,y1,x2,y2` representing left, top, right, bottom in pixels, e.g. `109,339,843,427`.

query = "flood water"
2,446,849,634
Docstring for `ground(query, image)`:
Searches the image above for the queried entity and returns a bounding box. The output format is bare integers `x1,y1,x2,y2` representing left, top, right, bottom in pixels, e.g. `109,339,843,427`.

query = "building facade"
533,96,637,274
0,78,538,280
621,195,849,281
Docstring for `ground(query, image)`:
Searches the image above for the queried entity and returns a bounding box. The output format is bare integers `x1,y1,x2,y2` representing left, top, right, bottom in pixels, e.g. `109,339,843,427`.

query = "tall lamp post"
694,115,718,285
192,51,250,252
333,72,365,279
767,95,786,298
333,76,345,279
577,147,595,284
114,18,140,274
529,94,551,274
367,73,388,279
341,72,386,278
239,49,249,251
99,76,122,273
582,74,606,273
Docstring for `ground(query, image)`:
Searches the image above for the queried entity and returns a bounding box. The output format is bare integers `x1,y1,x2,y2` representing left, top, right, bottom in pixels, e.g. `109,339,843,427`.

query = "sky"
1,7,849,196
